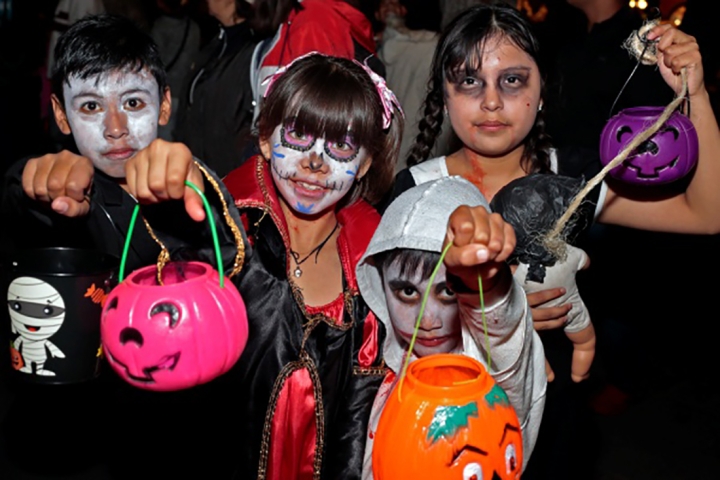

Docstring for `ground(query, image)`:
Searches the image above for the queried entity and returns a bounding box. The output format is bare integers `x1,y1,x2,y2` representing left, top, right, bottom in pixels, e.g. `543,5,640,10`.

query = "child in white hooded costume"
356,177,547,478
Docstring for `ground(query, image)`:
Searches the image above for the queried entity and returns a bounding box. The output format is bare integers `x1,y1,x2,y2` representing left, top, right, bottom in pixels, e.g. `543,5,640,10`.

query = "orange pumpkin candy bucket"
373,354,523,480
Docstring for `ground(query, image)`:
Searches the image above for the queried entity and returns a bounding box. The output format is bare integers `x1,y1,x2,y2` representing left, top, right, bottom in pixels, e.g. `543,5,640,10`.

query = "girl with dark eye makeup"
384,2,720,478
388,2,720,347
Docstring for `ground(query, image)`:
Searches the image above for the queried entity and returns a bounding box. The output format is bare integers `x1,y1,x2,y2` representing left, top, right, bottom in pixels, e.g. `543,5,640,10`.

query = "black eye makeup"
281,123,316,152
324,137,360,163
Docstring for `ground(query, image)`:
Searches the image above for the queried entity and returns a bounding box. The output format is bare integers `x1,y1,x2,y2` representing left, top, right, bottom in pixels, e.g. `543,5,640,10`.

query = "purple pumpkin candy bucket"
599,106,699,185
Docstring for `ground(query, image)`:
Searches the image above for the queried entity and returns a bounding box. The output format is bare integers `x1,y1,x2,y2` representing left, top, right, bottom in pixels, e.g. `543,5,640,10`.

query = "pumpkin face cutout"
373,354,522,480
101,261,248,392
599,106,698,185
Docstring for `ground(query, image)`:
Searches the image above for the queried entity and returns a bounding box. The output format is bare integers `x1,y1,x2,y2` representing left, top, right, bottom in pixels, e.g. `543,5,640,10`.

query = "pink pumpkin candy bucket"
101,181,248,391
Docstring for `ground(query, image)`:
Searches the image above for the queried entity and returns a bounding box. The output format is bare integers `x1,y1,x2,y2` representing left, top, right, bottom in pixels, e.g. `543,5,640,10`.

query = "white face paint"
268,123,368,216
382,261,461,358
62,68,161,178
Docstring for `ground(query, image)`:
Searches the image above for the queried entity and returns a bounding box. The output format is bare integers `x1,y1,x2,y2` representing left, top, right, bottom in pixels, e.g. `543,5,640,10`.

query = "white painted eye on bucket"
505,443,518,474
463,462,483,480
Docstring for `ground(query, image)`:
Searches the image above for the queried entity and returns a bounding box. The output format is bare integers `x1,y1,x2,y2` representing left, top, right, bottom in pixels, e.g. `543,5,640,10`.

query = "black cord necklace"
290,221,340,278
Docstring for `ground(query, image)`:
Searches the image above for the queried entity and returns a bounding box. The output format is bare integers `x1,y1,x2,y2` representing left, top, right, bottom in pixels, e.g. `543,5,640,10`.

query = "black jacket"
173,21,259,178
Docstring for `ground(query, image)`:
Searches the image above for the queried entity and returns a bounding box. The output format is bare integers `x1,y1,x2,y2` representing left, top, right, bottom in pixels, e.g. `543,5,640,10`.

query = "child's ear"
258,136,272,160
51,94,72,135
158,87,172,126
357,156,373,179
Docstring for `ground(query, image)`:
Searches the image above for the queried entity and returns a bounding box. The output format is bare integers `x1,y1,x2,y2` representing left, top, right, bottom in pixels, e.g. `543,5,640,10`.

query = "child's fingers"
659,43,701,73
495,221,516,263
645,23,672,42
446,205,478,247
51,196,90,217
21,158,39,200
527,287,565,307
485,212,515,261
31,156,54,202
63,159,94,202
146,141,172,201
184,164,206,222
545,358,555,383
647,24,695,54
165,142,194,201
128,150,159,204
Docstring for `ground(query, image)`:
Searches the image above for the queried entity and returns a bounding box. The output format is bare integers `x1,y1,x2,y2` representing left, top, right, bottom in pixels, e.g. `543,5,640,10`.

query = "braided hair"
406,2,552,174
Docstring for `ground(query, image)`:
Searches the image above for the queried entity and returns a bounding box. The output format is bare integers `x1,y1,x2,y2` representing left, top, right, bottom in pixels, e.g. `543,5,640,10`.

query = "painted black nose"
119,327,144,347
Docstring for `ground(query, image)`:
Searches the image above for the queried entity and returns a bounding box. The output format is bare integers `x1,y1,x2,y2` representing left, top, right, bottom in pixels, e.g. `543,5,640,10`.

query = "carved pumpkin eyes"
107,297,118,310
662,125,680,141
616,125,633,142
505,444,518,474
150,302,181,329
462,463,483,480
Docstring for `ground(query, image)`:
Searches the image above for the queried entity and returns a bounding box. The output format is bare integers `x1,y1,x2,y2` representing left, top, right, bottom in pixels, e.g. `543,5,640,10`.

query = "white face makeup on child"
60,68,165,178
268,122,368,216
382,262,461,358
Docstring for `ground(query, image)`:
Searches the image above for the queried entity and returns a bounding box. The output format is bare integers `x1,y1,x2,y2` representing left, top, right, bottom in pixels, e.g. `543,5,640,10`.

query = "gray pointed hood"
357,176,490,372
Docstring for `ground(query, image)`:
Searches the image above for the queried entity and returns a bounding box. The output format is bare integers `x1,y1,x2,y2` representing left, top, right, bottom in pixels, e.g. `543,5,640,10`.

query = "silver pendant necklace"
289,221,339,278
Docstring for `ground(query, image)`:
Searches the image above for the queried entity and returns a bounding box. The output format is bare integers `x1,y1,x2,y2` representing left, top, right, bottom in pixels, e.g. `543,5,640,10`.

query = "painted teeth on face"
269,124,367,216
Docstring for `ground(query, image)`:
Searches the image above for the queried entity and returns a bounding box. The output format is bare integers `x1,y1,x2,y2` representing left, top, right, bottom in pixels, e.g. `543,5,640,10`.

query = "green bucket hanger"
118,180,226,288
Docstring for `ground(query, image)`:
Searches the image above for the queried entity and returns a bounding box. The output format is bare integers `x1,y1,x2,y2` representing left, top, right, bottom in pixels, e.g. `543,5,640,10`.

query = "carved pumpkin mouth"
625,155,679,179
105,349,181,384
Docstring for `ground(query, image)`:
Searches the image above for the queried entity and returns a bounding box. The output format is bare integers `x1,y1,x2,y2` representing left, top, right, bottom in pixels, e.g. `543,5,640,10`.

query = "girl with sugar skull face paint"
222,53,404,479
268,121,370,216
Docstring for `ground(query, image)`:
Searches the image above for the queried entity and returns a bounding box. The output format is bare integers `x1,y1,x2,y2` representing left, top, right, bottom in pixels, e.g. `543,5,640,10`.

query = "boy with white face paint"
1,14,222,268
0,14,247,479
356,176,547,478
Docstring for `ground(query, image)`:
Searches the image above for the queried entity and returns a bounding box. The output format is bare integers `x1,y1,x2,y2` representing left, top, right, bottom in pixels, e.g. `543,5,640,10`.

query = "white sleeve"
457,278,547,471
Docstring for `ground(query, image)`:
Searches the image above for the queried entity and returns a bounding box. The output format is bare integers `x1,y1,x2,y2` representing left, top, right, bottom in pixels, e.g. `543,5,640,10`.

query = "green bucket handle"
118,180,225,288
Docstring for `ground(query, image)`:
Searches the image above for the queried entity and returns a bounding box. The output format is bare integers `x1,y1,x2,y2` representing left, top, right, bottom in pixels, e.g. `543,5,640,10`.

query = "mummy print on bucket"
7,277,67,376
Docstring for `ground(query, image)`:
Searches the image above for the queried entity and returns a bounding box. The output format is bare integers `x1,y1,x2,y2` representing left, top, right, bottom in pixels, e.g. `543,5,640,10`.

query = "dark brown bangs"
445,30,505,85
258,55,383,153
376,248,441,283
440,5,541,87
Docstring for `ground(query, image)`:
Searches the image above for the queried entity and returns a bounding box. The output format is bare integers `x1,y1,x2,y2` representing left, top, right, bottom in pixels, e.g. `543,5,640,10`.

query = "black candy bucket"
4,247,118,385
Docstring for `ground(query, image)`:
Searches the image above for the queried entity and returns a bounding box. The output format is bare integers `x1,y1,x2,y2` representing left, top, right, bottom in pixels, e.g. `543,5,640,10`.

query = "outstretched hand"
442,205,515,291
21,150,94,217
124,139,206,221
647,24,704,98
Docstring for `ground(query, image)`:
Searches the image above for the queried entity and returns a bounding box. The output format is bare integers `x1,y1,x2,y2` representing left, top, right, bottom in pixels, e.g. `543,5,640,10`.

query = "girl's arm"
598,25,720,234
444,206,547,468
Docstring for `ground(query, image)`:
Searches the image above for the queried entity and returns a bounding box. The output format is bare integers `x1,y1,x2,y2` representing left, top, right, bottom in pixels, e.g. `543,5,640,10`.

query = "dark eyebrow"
121,88,153,96
434,282,450,294
387,279,417,290
499,423,521,446
501,66,532,73
71,87,152,101
450,444,488,465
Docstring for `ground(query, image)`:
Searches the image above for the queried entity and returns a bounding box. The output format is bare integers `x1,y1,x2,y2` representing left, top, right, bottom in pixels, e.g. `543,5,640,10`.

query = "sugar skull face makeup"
267,122,369,216
55,68,169,178
382,261,461,358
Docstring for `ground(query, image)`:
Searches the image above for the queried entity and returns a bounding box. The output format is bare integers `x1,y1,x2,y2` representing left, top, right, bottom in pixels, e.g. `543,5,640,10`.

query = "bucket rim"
3,247,119,277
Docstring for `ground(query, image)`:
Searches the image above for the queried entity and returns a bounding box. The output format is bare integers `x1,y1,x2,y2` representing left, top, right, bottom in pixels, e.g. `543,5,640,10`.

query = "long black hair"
406,2,552,174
